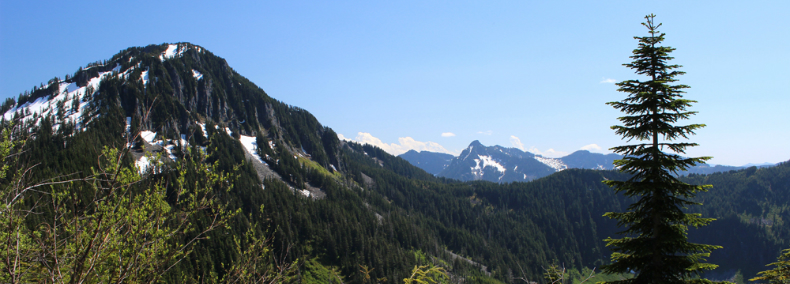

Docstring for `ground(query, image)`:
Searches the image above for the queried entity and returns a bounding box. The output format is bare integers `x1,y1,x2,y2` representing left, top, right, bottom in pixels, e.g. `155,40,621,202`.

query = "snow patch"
299,189,311,197
197,122,208,138
239,135,266,165
477,155,506,173
470,155,506,180
160,44,178,61
140,131,157,143
163,145,178,161
462,145,474,161
192,69,203,80
534,156,568,171
159,44,189,61
136,156,151,173
140,130,186,162
140,69,149,85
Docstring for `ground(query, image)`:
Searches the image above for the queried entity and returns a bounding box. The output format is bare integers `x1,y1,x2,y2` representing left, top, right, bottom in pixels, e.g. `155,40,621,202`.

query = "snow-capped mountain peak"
402,142,620,183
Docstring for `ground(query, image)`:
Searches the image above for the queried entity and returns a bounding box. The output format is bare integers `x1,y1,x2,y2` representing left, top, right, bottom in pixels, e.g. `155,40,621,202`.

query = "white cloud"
511,135,568,157
580,143,603,152
510,135,526,151
477,130,493,135
441,132,456,137
342,132,456,156
336,133,350,141
528,146,569,158
600,78,617,84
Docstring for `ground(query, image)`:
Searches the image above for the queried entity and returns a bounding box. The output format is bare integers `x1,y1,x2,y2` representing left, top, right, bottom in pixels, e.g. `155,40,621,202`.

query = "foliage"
221,206,298,283
0,118,239,282
403,265,448,284
299,257,345,284
602,14,723,283
544,262,565,283
538,261,605,284
0,124,39,282
750,248,790,283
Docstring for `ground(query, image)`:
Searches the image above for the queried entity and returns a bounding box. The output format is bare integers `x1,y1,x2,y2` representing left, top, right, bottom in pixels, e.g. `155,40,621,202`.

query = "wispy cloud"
340,132,456,156
580,144,602,152
600,78,617,84
441,132,456,137
477,130,493,135
510,135,526,151
512,135,569,157
528,147,569,158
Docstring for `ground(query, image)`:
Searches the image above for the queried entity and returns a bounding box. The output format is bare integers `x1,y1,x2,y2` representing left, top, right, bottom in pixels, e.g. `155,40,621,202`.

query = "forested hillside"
2,43,788,283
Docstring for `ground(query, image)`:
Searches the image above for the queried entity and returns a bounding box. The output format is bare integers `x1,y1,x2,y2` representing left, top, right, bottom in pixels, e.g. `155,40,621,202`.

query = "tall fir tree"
602,14,724,284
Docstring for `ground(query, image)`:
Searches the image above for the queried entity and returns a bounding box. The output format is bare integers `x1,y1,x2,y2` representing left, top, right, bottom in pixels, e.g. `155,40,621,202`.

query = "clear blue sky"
1,1,787,166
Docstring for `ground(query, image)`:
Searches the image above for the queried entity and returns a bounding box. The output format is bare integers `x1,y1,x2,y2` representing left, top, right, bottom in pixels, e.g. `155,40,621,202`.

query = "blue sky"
1,1,787,166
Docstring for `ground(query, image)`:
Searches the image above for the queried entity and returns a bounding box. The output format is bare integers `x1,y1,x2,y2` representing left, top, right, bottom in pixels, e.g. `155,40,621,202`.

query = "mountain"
402,141,771,183
559,150,620,170
4,42,788,282
398,149,454,175
742,162,777,168
420,141,619,183
436,140,555,183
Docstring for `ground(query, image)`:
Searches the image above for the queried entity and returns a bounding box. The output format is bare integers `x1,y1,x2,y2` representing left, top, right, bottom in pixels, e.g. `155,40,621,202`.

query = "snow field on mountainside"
534,156,568,171
159,44,192,62
2,64,120,132
470,155,507,181
159,44,178,61
474,155,506,173
239,135,266,165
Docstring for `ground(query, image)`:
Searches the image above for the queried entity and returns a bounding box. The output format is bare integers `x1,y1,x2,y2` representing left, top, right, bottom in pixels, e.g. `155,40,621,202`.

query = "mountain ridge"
400,140,777,183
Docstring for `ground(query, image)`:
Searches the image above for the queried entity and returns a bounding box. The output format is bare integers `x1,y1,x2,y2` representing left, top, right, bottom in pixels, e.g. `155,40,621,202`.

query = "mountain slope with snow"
2,42,341,195
437,140,556,182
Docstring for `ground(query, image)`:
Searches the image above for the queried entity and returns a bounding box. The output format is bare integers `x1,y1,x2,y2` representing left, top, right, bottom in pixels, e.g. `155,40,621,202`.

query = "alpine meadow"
2,9,789,284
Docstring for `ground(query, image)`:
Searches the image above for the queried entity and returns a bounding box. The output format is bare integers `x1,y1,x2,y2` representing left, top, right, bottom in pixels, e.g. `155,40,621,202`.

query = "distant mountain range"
398,150,454,175
399,140,776,183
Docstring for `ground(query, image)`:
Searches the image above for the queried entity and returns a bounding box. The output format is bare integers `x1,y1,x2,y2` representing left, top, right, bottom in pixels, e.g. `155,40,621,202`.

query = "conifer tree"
751,248,790,283
602,14,723,284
